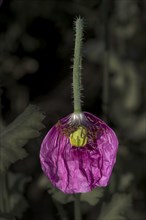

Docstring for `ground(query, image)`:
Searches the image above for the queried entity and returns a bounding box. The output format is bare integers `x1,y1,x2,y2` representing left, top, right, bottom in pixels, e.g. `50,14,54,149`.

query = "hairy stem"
73,17,83,113
74,194,82,220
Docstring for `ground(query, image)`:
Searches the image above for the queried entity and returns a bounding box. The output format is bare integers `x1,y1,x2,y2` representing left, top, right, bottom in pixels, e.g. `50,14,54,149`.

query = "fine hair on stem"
72,17,84,113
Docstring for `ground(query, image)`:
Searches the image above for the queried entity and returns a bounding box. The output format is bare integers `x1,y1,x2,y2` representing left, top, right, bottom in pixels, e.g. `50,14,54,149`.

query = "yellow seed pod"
69,126,88,147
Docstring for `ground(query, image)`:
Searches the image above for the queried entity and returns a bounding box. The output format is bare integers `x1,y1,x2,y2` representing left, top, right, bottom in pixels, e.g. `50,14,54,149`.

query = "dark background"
0,0,146,220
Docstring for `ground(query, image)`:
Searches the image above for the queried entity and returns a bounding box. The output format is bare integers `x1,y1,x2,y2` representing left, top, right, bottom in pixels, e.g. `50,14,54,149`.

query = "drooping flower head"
40,112,118,193
40,17,118,194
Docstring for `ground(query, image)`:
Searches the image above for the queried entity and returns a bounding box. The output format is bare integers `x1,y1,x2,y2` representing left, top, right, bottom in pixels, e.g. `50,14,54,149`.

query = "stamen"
69,126,88,147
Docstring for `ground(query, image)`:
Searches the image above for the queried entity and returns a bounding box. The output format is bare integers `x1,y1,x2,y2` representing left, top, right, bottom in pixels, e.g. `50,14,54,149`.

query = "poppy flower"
40,112,118,193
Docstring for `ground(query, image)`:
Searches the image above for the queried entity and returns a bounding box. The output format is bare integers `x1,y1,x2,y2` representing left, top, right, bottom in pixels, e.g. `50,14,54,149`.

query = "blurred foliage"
0,173,31,219
48,180,104,206
0,104,45,219
0,0,146,220
0,105,45,172
98,194,131,220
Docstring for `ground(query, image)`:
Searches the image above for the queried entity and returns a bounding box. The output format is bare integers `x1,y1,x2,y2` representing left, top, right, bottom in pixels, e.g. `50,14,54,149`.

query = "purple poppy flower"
40,112,118,194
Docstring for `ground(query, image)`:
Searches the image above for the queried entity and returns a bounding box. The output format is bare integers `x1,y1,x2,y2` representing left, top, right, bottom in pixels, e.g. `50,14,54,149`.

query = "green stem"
74,194,82,220
73,17,83,113
53,199,68,220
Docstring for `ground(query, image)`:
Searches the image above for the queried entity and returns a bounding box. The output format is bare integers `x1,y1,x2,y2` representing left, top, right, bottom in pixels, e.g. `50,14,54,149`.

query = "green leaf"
9,194,28,219
0,105,45,173
98,193,131,220
48,180,104,206
0,172,31,219
48,182,74,204
80,188,104,206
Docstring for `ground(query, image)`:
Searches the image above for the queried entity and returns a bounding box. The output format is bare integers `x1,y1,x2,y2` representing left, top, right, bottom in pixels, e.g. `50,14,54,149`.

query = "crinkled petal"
40,112,118,193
